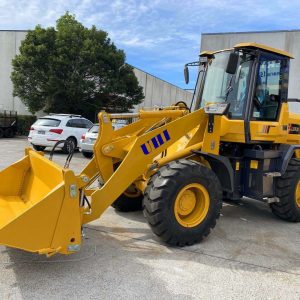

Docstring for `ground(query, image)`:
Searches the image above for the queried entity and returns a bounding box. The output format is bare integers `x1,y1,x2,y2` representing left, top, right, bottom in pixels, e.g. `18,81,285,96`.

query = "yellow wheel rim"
174,183,210,228
124,185,142,198
295,181,300,208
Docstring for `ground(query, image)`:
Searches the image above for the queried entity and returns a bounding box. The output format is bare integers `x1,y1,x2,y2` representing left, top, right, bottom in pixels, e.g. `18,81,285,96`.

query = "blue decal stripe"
151,137,159,149
141,130,171,155
163,130,171,141
156,134,164,145
141,144,149,155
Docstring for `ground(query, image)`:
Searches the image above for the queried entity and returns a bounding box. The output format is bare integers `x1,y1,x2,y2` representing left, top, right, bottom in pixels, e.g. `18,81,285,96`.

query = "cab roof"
200,42,293,59
234,42,294,58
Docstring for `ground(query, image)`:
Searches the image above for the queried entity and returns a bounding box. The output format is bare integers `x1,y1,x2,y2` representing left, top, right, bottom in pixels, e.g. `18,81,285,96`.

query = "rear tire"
271,158,300,222
143,159,222,246
32,145,46,151
112,186,143,212
4,128,14,138
82,151,93,158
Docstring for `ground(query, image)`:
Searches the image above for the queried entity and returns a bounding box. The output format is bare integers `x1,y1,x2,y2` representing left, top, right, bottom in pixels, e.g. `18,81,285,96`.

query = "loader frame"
0,42,299,256
80,108,208,224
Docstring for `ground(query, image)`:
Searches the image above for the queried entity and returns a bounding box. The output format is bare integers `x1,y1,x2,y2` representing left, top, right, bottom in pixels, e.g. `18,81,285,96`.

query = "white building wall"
133,68,193,110
201,30,300,113
0,30,29,114
0,30,192,115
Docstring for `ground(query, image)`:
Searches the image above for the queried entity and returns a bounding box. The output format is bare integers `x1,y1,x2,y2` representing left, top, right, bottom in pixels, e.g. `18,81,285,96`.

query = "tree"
11,13,144,120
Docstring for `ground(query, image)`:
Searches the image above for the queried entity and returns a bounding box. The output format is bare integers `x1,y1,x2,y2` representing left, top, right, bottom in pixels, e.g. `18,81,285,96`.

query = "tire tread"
271,158,300,222
143,159,222,246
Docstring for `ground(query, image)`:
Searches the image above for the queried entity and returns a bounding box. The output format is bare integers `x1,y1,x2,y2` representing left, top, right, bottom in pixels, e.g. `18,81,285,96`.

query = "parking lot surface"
0,138,299,299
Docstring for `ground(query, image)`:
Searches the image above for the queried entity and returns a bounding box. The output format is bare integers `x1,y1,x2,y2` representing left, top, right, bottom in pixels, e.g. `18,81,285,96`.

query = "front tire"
143,159,222,246
271,158,300,222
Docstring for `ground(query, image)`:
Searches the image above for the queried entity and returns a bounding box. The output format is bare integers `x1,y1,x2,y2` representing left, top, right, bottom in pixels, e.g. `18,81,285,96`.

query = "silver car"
79,124,99,158
79,120,128,158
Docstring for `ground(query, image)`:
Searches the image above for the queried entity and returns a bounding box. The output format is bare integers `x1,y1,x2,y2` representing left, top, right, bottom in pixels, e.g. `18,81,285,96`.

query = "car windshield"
201,51,253,118
89,125,99,133
34,118,61,127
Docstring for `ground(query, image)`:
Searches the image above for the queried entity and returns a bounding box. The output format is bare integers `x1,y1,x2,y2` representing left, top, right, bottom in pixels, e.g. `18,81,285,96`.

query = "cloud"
1,0,300,88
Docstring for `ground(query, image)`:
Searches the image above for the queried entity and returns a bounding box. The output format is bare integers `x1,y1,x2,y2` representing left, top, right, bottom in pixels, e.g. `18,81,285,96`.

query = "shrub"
17,115,37,136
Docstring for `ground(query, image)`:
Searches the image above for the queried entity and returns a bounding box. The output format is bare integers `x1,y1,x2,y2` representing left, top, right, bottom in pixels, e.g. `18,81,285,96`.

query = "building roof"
202,29,300,36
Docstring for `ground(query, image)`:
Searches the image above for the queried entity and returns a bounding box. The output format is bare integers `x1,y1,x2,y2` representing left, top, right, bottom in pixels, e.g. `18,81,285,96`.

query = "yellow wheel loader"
0,42,299,256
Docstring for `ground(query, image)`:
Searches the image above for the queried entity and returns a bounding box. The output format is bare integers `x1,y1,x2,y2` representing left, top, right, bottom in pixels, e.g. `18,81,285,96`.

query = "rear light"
81,134,86,140
49,128,63,134
30,127,34,131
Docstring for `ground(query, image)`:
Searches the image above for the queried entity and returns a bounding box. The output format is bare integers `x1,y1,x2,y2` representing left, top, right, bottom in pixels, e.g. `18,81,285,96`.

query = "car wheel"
62,137,77,154
32,145,46,151
4,128,14,138
82,151,93,158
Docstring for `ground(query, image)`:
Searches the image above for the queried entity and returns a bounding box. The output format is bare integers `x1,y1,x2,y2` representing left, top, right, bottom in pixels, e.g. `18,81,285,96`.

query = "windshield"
200,51,253,118
190,63,206,111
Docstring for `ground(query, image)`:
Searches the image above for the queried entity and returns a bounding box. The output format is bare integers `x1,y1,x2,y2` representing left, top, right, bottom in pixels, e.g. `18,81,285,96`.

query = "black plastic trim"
244,51,259,143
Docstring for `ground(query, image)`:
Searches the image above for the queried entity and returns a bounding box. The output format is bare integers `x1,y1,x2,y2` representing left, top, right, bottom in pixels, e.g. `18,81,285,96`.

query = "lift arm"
81,108,207,224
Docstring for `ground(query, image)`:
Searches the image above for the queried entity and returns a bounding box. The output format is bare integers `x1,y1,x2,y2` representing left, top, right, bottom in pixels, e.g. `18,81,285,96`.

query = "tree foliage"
11,13,144,120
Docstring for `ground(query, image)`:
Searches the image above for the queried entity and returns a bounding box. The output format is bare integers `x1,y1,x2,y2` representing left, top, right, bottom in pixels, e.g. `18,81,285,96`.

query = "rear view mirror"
226,52,239,74
184,65,189,84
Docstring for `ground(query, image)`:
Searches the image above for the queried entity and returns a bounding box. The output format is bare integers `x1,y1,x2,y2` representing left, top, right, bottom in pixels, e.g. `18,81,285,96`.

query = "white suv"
28,114,93,153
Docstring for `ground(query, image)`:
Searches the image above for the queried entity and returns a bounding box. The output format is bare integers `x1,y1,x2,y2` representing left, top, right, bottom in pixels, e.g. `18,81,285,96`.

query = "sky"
1,0,300,89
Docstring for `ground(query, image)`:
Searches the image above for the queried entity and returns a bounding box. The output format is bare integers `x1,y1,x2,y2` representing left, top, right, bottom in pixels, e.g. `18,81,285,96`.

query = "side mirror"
184,65,189,84
226,52,239,74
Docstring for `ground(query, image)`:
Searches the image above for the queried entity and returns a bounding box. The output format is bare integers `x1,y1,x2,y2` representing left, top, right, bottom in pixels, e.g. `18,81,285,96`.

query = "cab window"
227,59,252,118
252,53,289,121
201,51,253,119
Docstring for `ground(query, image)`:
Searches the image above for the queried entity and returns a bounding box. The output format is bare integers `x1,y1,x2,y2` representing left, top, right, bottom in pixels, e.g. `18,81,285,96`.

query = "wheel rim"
67,140,76,152
174,183,210,228
124,185,142,198
295,181,300,208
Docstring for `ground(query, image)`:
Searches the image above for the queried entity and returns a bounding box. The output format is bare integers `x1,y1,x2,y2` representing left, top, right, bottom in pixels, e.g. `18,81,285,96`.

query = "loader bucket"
0,149,82,256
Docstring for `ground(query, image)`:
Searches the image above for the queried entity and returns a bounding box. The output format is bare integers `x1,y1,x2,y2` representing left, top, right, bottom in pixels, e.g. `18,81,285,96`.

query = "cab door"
249,52,289,142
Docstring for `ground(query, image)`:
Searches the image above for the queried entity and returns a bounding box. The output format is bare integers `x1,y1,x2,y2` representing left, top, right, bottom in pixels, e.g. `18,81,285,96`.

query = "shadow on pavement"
2,197,300,298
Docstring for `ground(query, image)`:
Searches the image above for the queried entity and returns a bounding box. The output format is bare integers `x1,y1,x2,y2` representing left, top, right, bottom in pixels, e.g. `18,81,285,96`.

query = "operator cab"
187,43,292,126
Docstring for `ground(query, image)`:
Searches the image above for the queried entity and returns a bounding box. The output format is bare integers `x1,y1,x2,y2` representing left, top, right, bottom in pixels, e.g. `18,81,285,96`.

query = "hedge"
17,115,37,136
